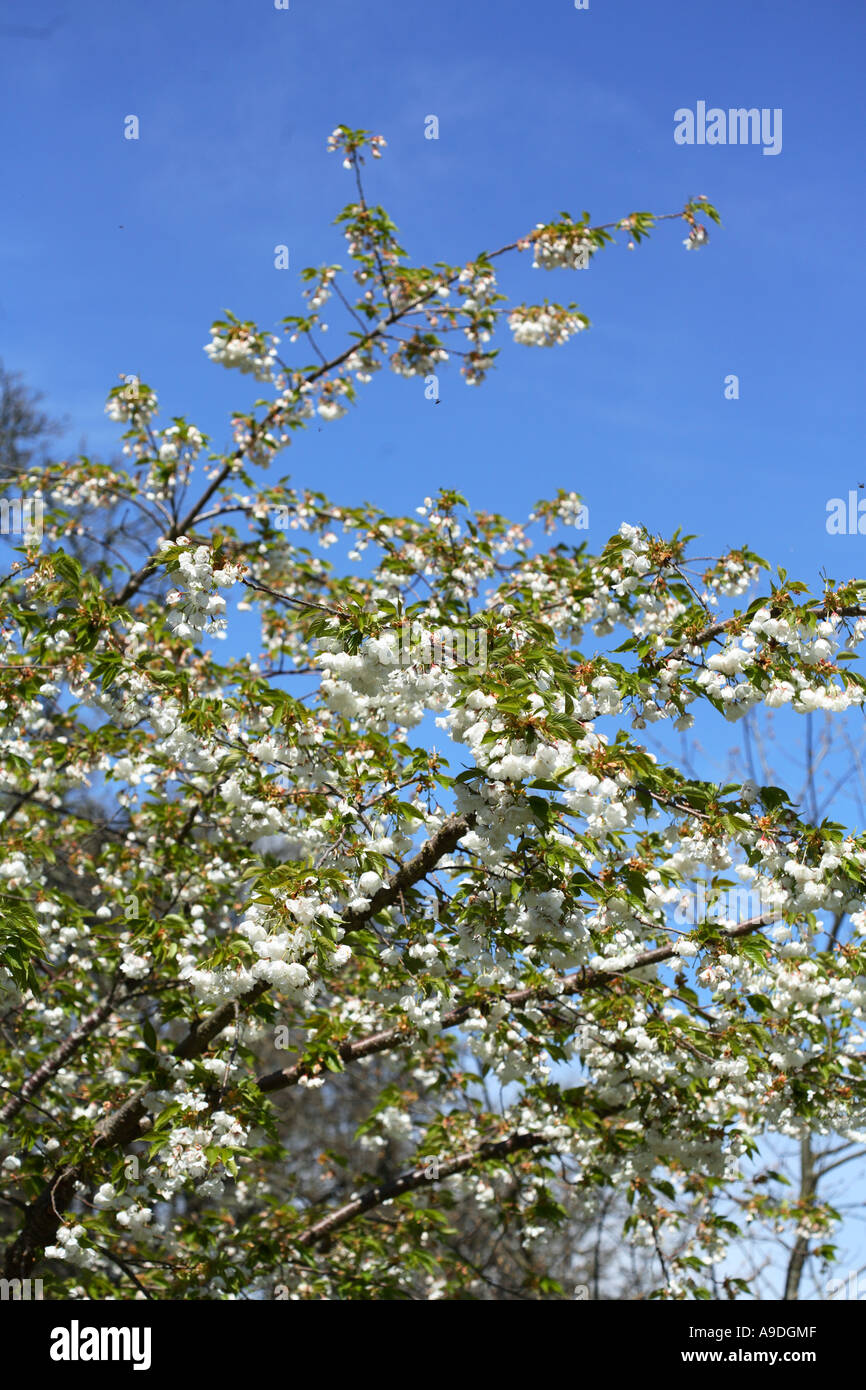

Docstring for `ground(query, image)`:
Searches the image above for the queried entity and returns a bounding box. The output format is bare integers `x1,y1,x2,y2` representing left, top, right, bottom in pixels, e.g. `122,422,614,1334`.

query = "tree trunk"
783,1134,815,1300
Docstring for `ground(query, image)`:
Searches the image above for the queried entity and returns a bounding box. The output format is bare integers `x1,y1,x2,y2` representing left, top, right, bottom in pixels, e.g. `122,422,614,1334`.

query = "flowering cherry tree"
1,127,864,1301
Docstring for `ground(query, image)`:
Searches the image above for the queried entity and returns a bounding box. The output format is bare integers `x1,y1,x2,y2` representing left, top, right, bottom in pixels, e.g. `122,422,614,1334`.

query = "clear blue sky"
4,0,865,576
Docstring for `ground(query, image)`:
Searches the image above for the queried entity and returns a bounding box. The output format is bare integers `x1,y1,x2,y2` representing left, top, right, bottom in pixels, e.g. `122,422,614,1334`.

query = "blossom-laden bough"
0,128,862,1301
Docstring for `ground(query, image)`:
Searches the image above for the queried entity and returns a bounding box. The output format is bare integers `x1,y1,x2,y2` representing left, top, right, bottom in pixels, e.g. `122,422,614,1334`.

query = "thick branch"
783,1133,816,1301
299,1130,547,1247
0,991,118,1128
663,604,866,668
258,912,779,1093
342,811,475,936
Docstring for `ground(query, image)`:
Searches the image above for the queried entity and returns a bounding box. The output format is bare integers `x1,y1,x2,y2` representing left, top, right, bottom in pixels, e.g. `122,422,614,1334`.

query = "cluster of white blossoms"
315,634,457,731
327,127,386,165
749,607,866,665
508,303,588,347
303,265,339,312
161,539,246,641
457,265,496,300
531,223,594,271
157,422,205,462
683,225,709,250
541,491,589,528
205,323,280,381
342,346,382,386
0,851,36,892
154,1110,248,1199
359,1104,415,1152
697,608,866,718
104,382,158,424
242,904,317,999
44,1223,102,1271
706,553,762,597
283,375,354,423
389,341,449,378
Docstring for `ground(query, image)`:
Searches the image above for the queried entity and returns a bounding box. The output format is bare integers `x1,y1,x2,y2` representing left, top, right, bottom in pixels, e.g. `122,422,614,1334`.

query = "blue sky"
4,0,865,574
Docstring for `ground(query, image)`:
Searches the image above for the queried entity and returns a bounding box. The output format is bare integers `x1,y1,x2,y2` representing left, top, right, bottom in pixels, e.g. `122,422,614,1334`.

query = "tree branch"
258,911,779,1093
0,989,119,1128
298,1130,547,1247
